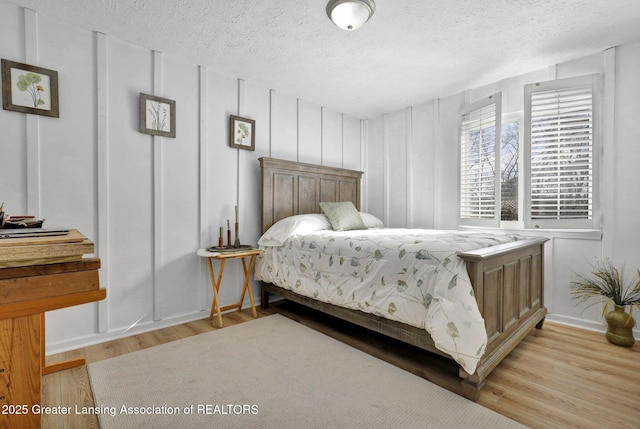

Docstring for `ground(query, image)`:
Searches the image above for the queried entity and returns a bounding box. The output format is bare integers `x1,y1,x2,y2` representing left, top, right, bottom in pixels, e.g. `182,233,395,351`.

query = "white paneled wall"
0,2,362,353
270,91,298,160
363,105,436,228
386,109,409,228
362,116,384,217
321,108,343,168
342,115,362,171
408,103,435,228
298,99,322,165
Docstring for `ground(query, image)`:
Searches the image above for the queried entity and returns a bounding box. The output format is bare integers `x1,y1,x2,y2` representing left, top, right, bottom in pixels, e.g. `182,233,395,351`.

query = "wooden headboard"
259,157,364,233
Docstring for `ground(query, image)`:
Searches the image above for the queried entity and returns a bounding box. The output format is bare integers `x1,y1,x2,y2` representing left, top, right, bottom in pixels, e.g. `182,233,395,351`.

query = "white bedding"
254,225,524,374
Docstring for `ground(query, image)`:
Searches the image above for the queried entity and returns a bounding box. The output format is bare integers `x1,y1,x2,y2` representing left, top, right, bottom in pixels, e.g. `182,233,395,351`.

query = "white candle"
235,205,238,222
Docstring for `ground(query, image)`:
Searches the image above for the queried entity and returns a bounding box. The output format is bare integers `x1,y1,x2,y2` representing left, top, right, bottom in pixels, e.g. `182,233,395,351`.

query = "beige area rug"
88,314,527,429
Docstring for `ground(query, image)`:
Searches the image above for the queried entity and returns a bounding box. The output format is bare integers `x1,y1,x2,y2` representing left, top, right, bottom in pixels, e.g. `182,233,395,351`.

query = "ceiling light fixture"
326,0,376,31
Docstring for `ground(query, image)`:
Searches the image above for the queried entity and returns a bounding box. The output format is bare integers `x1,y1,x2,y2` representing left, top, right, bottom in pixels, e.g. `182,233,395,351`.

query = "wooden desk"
197,248,262,327
0,231,105,429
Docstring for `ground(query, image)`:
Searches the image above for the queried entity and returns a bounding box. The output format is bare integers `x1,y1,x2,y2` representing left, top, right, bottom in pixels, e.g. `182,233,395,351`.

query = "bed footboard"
457,236,548,390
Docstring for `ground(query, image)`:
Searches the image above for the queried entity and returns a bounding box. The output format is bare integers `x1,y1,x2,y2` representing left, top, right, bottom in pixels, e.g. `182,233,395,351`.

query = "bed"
256,157,548,400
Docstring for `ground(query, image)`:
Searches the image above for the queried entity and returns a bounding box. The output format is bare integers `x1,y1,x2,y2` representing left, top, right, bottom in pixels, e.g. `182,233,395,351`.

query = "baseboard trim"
546,312,640,337
47,309,208,355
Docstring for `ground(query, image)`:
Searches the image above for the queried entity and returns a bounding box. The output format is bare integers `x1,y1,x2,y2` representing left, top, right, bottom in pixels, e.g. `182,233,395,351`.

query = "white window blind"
525,75,600,229
459,93,501,227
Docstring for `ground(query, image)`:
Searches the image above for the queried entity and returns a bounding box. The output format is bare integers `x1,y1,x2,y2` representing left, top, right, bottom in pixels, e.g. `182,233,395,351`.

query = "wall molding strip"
24,8,40,216
197,65,208,311
152,50,164,321
96,32,110,333
383,114,389,224
406,106,413,227
236,78,244,207
601,47,616,259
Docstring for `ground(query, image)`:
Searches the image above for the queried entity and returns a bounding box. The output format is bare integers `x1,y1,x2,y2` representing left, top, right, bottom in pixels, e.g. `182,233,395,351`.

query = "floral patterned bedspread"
254,228,523,374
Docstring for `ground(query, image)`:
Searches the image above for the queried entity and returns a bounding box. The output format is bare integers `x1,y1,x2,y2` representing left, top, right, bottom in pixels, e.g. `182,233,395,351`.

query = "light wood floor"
42,302,640,429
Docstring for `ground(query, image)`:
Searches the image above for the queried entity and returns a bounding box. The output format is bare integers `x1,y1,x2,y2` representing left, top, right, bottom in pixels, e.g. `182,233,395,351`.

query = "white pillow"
360,212,384,228
258,214,332,246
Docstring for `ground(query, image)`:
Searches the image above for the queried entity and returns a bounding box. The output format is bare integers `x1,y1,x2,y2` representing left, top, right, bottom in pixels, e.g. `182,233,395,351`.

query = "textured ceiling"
5,0,640,118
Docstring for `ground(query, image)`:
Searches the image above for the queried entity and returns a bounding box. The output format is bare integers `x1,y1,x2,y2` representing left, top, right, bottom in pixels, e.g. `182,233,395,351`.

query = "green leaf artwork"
15,72,46,108
235,122,250,145
148,101,168,131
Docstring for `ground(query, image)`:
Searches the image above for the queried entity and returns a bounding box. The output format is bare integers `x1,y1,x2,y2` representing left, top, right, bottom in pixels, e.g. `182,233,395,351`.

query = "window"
459,93,501,227
500,115,522,223
458,75,600,231
524,75,600,229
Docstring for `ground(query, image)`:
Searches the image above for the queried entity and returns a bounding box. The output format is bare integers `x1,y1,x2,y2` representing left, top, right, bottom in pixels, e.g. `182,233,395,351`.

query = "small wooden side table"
197,248,263,327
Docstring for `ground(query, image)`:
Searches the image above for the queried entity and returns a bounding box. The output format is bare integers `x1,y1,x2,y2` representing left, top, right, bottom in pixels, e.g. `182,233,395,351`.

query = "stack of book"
0,229,93,269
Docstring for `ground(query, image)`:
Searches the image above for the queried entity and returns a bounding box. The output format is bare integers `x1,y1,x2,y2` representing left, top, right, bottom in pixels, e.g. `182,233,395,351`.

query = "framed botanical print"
229,115,255,151
139,93,176,138
1,59,59,117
